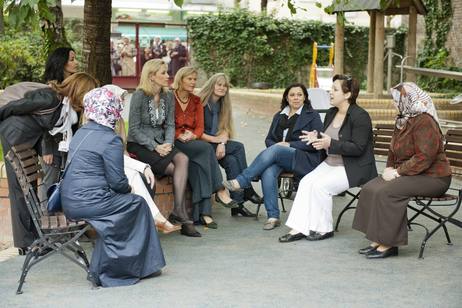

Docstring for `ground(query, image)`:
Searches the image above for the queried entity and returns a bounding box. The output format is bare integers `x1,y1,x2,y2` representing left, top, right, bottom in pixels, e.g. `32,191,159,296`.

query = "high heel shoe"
155,220,181,234
215,194,239,209
199,215,218,229
231,205,256,217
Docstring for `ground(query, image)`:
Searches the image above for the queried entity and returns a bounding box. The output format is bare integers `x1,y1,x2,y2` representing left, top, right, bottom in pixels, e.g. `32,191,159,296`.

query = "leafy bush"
187,9,406,88
0,29,46,88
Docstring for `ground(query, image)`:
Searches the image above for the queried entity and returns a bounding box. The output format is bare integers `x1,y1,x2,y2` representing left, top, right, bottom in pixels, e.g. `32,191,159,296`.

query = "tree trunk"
0,0,4,36
39,0,69,54
261,0,268,14
83,0,112,85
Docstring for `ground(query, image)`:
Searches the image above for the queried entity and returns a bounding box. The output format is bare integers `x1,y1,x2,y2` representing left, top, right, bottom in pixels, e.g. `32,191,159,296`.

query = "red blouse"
174,93,204,139
386,113,451,177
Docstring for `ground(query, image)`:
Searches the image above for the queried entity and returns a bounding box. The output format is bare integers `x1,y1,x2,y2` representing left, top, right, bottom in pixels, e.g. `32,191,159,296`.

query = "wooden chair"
334,124,395,231
6,144,92,294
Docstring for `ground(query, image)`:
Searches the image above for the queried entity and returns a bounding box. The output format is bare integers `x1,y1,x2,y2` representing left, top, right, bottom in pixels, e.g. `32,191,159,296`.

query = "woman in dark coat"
224,84,323,230
0,73,98,254
352,82,451,259
61,87,165,287
279,75,377,243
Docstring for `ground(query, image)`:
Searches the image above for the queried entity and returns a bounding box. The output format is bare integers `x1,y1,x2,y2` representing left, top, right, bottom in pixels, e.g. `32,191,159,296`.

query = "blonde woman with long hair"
172,67,238,229
198,73,262,217
127,59,200,237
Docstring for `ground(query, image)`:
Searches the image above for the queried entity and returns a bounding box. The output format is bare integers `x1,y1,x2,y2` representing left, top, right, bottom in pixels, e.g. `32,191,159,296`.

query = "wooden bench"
6,144,92,294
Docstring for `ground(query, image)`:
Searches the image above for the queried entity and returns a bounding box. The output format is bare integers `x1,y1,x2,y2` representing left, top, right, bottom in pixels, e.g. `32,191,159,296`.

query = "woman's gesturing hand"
311,132,331,150
300,130,318,144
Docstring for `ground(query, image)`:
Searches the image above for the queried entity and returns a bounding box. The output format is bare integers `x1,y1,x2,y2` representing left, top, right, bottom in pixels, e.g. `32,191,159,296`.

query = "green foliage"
418,0,461,92
0,28,46,88
187,9,405,88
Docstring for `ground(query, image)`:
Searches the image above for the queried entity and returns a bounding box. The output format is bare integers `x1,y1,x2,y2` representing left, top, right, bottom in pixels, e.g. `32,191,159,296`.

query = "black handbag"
46,130,92,213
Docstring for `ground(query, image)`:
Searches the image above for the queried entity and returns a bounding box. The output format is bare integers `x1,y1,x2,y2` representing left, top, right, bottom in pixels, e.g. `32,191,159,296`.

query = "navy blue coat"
265,104,323,178
61,121,165,287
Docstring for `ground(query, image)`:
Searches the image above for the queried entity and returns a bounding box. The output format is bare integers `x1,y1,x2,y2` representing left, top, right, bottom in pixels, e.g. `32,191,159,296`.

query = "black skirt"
127,142,179,176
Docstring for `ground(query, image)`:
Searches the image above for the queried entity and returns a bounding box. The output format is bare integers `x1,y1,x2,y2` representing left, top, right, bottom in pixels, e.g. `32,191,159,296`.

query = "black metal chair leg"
255,203,261,221
441,221,452,245
16,251,36,295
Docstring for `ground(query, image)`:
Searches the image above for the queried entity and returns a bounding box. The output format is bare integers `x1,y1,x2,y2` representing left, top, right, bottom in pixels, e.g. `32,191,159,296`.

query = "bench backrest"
444,129,462,176
372,123,394,162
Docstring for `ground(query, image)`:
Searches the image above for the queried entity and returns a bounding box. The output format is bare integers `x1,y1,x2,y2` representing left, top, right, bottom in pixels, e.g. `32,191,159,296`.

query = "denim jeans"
236,144,296,219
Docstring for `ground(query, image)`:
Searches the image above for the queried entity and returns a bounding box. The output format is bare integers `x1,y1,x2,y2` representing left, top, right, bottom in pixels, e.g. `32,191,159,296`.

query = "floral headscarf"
83,87,123,129
390,82,440,130
102,84,128,103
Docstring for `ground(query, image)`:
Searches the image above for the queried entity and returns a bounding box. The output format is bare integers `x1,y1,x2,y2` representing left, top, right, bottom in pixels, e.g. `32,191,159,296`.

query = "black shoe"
18,247,28,256
231,205,256,217
358,245,378,255
215,194,239,209
169,214,185,225
199,215,218,229
181,224,202,237
306,231,334,241
279,233,306,243
366,247,398,259
244,188,263,204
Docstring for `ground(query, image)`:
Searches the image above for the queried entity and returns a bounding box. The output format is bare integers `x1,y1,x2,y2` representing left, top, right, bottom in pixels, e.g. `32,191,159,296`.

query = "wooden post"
407,5,417,82
373,12,385,98
334,13,344,75
367,11,376,93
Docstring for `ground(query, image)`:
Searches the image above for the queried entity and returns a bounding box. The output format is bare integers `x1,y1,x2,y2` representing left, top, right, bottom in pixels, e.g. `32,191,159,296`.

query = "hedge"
187,9,406,89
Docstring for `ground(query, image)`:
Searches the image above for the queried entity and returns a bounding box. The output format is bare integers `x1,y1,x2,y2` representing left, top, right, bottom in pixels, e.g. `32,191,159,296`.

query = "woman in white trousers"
279,75,377,243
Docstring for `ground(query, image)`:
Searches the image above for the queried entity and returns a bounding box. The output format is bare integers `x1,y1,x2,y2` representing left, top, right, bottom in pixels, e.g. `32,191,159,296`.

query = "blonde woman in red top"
172,67,238,228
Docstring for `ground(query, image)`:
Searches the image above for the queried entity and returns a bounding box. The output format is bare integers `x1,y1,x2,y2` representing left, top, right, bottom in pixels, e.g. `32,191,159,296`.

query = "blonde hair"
198,73,234,138
137,59,169,96
49,72,99,112
171,66,198,90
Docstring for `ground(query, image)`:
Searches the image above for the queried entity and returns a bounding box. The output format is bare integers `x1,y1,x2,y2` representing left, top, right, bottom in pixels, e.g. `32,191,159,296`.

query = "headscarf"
102,84,128,103
390,82,440,130
83,87,123,129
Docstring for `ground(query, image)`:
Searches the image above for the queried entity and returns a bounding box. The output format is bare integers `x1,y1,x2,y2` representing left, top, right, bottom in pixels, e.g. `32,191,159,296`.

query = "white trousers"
285,162,350,234
124,155,160,218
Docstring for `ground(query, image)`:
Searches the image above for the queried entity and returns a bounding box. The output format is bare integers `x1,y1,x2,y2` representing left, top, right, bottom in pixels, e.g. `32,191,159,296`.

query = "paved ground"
1,97,461,307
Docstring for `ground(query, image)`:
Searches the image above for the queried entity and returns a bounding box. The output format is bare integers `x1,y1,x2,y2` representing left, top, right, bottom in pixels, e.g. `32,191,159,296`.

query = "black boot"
231,204,257,217
244,188,263,204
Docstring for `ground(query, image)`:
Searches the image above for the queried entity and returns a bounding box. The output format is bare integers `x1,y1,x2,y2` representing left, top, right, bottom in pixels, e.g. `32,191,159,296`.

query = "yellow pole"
310,42,318,88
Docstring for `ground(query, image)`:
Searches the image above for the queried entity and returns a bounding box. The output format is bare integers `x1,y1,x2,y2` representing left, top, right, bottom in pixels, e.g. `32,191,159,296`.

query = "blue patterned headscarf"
83,87,123,129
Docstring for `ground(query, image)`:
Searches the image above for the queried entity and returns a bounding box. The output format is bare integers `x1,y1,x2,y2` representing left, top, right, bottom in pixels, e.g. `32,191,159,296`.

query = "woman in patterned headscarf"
61,87,165,287
352,82,452,259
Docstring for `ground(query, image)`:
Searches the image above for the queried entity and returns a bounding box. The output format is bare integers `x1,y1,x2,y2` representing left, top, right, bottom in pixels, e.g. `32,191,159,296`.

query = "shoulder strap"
61,130,93,178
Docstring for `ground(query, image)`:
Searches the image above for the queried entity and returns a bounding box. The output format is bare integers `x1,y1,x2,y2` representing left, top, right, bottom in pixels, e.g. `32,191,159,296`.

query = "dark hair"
43,47,75,83
333,74,360,105
280,83,311,110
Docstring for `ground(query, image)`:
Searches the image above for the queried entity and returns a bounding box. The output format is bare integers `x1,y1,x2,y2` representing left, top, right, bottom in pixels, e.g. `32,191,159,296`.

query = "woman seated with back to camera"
223,83,323,230
61,87,165,287
278,75,377,243
352,82,452,259
173,66,238,229
198,73,263,217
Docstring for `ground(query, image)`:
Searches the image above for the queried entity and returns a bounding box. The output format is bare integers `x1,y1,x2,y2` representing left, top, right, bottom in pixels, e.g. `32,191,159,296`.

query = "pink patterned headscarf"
390,82,440,130
83,87,123,129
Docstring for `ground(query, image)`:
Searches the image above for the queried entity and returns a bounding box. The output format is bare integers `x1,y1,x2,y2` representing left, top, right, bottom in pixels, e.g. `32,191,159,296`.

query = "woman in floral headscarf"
352,82,452,259
61,87,165,287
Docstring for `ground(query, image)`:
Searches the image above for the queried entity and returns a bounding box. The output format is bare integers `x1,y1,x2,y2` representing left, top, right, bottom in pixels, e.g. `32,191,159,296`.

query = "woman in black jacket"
279,75,377,243
0,72,98,254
